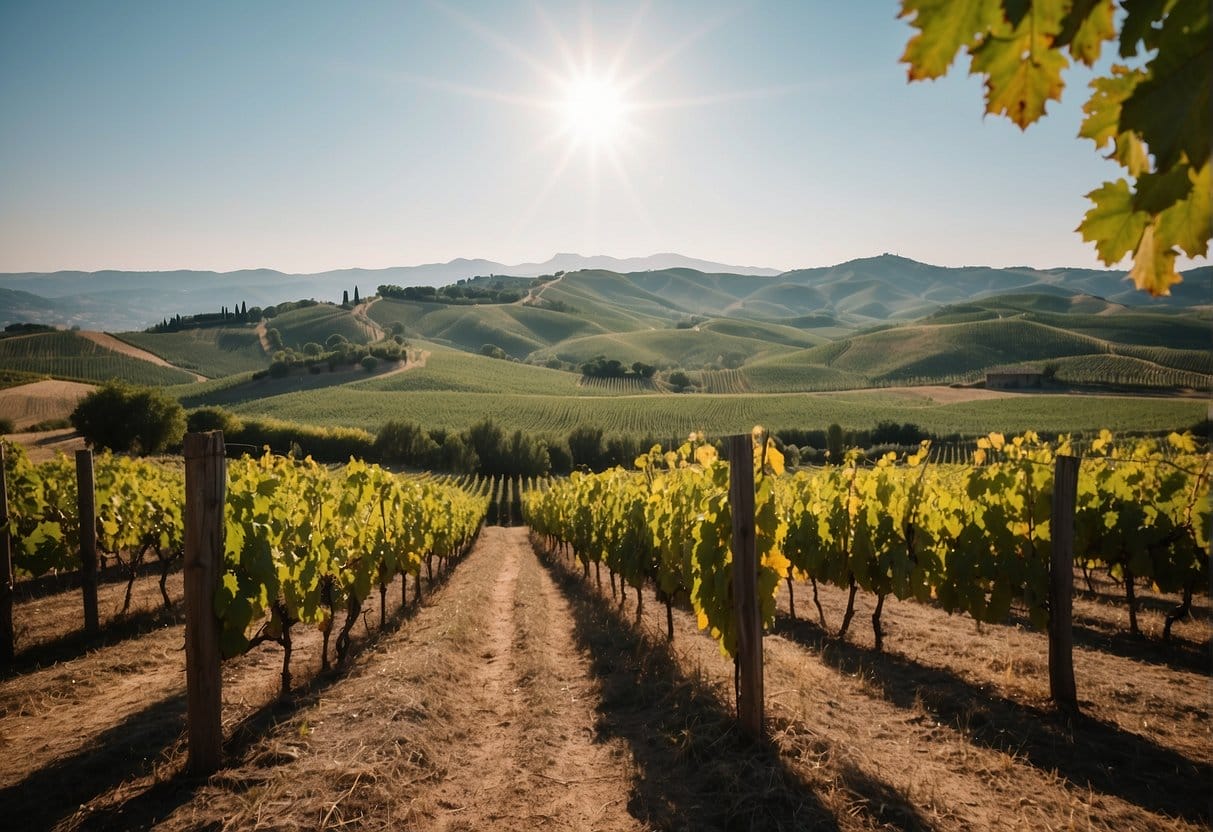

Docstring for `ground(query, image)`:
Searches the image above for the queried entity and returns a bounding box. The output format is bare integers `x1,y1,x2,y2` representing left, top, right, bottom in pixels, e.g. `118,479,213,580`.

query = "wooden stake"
1049,454,1079,713
728,434,764,738
75,450,99,635
0,444,14,664
184,431,226,775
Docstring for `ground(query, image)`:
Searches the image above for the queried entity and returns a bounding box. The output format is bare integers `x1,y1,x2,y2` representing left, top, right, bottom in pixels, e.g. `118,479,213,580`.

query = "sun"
560,74,627,148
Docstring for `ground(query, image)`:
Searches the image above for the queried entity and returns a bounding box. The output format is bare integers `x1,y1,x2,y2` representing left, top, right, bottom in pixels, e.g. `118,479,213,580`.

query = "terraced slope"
0,331,197,386
117,327,267,378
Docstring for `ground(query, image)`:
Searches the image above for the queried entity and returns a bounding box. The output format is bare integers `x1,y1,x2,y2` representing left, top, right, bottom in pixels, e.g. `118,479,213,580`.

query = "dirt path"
77,332,206,382
373,347,431,380
351,298,386,342
423,527,638,831
535,538,1211,831
521,271,567,306
253,319,272,354
61,527,643,831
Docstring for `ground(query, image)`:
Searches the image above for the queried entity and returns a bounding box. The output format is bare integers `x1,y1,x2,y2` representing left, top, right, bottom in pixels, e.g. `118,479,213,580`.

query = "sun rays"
414,1,788,246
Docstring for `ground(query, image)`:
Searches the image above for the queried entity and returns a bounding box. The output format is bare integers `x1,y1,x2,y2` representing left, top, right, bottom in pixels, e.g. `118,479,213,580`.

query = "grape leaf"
1057,0,1116,65
899,0,1001,80
1156,162,1211,257
1132,163,1194,213
1118,0,1173,58
1127,222,1180,295
1077,179,1149,263
969,3,1070,128
1119,0,1211,171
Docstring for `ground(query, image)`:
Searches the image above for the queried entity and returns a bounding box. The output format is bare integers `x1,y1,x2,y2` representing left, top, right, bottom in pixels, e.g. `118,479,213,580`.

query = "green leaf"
1132,163,1194,213
1118,0,1171,58
969,4,1070,128
1156,161,1211,257
1119,0,1211,171
899,0,1001,80
1077,179,1149,264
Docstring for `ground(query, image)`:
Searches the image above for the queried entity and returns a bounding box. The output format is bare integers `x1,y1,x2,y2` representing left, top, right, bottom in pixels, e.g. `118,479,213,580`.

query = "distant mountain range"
0,253,1207,332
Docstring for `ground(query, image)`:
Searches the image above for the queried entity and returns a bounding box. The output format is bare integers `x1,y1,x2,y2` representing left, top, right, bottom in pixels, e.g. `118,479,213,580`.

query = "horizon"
0,249,1158,278
1,2,1206,276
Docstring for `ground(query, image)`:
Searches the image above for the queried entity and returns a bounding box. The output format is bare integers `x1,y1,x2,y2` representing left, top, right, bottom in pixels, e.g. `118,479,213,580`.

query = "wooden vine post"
184,431,226,775
0,444,14,664
728,434,764,738
1049,454,1079,714
75,450,99,636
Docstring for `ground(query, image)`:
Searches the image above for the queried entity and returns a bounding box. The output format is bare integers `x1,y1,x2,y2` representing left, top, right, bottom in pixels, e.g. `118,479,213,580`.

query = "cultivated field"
221,385,1207,438
0,379,93,429
0,526,1206,830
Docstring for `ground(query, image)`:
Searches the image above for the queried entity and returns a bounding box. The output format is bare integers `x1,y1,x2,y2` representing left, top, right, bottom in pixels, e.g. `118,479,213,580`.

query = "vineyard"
117,328,268,378
0,430,1209,830
525,430,1208,657
0,331,197,386
220,383,1207,439
0,443,486,694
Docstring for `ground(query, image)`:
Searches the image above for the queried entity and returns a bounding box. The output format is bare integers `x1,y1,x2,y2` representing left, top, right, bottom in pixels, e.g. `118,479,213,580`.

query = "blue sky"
0,1,1192,274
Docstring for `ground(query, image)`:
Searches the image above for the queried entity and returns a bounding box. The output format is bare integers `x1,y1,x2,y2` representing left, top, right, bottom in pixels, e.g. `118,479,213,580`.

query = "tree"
354,286,360,304
567,425,605,469
71,382,186,455
826,423,844,462
342,290,349,305
899,0,1209,295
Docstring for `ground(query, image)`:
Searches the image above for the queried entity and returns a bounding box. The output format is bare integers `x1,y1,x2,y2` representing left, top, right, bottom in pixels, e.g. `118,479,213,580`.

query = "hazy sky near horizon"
1,1,1202,275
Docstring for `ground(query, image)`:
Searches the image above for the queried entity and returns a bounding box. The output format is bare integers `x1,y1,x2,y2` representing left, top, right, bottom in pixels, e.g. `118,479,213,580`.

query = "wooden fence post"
728,434,764,739
184,431,226,775
1049,454,1079,713
76,450,99,636
0,444,14,664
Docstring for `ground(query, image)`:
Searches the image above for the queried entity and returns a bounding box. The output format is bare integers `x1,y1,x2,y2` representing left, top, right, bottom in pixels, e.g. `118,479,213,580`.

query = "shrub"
71,381,186,455
186,407,243,434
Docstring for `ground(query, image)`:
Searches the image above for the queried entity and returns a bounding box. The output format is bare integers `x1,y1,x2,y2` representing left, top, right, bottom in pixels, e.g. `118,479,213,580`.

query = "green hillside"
118,327,267,378
529,327,799,370
367,298,614,358
0,331,196,386
269,304,375,349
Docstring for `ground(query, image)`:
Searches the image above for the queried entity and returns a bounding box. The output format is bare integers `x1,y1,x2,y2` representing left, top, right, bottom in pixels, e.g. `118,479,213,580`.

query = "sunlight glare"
562,75,626,147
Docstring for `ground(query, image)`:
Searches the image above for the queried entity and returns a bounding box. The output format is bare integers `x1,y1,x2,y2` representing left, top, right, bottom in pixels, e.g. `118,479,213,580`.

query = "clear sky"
0,1,1199,274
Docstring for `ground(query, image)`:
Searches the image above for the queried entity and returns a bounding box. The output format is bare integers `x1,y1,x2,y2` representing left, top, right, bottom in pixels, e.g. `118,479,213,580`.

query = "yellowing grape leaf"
1078,179,1149,264
969,4,1069,128
1058,0,1116,65
1128,222,1180,295
899,0,1001,80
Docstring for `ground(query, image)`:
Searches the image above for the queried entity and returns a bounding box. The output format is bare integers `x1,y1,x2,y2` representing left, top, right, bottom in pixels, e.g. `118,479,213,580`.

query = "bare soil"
0,527,1207,831
0,379,94,430
3,427,88,463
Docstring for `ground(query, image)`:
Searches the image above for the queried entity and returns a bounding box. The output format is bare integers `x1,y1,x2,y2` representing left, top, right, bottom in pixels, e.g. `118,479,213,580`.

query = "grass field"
366,298,614,358
117,327,267,378
269,304,375,349
0,331,196,386
223,386,1205,439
